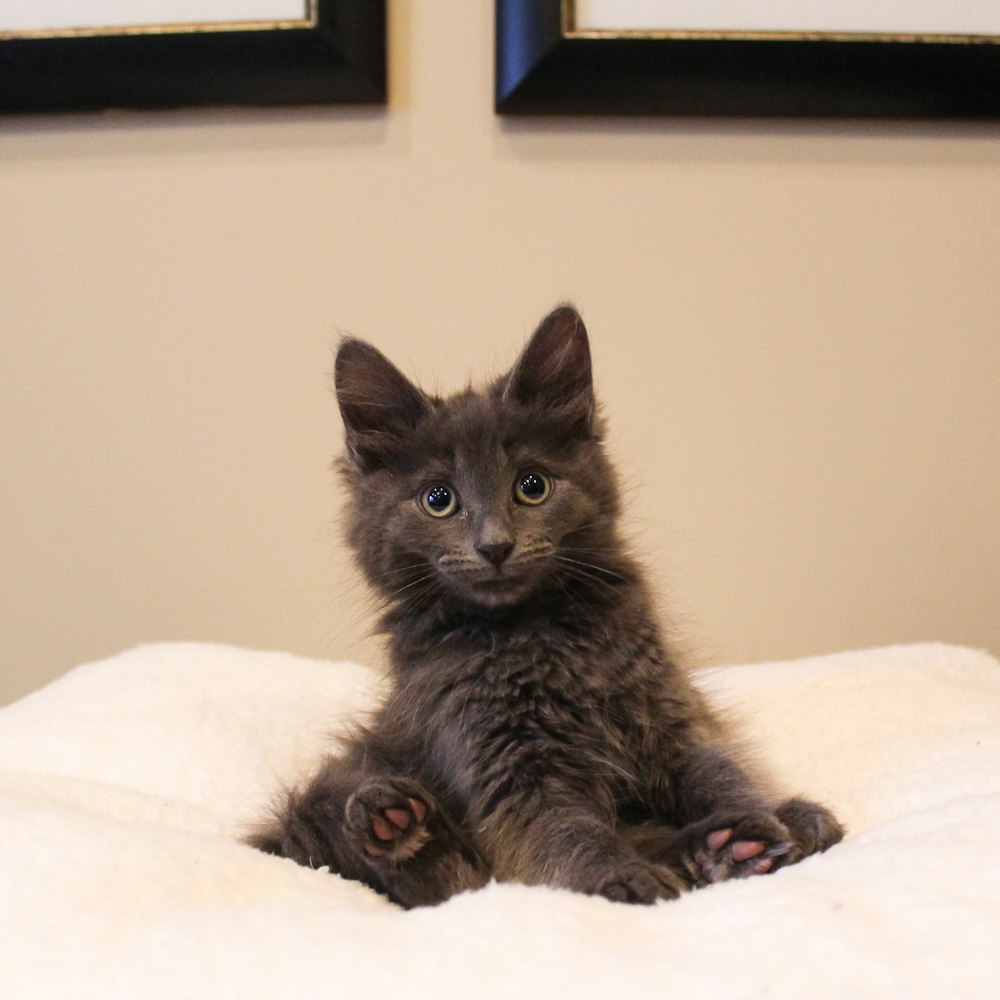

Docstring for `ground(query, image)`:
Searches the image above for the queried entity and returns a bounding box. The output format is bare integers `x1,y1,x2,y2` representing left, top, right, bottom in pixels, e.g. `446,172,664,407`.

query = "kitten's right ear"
502,303,596,438
334,338,430,472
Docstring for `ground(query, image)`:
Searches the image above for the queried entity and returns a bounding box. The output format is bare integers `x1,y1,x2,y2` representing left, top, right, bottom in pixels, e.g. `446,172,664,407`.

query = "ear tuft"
502,304,595,436
334,338,429,471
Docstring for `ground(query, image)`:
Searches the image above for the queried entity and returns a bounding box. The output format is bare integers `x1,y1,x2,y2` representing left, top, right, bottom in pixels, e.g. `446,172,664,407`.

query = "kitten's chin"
448,573,539,609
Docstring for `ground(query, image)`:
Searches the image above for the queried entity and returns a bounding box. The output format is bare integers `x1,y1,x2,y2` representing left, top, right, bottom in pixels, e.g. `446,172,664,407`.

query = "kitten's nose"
477,541,514,567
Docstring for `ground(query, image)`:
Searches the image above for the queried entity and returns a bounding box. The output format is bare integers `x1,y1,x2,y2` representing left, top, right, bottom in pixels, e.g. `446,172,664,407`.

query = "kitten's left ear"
502,303,596,437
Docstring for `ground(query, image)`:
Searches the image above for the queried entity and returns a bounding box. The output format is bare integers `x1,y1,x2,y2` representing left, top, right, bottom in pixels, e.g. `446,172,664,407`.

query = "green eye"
514,470,551,506
420,483,459,518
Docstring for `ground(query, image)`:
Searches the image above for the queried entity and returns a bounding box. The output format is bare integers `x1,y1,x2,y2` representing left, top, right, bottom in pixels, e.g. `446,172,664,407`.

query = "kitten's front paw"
344,777,433,865
671,811,794,887
591,862,685,905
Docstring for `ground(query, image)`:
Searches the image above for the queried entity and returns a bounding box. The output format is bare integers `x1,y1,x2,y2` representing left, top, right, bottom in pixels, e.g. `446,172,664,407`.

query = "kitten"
250,304,843,907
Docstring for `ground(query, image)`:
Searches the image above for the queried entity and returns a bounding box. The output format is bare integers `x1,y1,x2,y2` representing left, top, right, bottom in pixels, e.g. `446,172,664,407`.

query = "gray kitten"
250,304,842,907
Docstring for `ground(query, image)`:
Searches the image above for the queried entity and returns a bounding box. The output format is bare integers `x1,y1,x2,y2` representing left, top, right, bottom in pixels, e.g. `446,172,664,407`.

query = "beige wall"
2,3,999,704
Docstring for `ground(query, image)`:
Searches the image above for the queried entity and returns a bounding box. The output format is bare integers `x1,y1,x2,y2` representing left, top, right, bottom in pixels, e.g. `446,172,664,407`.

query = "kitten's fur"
251,304,843,907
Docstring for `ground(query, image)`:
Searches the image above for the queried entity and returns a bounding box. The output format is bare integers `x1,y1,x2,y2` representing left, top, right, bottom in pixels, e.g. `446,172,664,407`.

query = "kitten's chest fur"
382,603,691,824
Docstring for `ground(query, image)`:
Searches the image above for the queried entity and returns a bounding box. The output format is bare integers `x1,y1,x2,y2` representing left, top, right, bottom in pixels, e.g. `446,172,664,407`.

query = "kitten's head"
334,304,624,613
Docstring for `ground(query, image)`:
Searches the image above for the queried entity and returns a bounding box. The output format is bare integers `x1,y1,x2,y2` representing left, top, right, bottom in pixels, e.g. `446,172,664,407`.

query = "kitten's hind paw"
776,797,844,856
671,812,794,887
344,777,433,865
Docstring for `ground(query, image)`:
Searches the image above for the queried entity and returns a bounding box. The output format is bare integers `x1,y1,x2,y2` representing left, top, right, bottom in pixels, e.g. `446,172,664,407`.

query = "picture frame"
496,0,1000,118
0,1,385,114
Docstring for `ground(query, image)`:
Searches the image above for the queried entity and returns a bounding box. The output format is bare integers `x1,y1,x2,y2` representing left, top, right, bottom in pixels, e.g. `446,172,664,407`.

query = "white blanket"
1,642,998,999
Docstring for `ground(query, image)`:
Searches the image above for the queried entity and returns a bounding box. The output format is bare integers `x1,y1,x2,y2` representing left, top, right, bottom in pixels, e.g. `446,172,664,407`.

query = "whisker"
385,572,439,600
374,561,435,582
556,554,627,582
553,558,622,595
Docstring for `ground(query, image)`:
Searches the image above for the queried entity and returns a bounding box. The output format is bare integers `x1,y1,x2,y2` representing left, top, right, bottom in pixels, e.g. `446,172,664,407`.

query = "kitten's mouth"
452,567,536,607
479,570,522,587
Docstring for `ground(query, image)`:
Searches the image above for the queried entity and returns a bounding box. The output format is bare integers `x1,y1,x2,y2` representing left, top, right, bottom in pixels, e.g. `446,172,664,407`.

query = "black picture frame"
496,0,1000,118
0,1,385,114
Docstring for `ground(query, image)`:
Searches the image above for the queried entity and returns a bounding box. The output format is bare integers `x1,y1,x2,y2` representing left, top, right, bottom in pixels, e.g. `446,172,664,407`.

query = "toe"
731,840,766,862
384,807,412,831
371,816,395,842
706,829,732,852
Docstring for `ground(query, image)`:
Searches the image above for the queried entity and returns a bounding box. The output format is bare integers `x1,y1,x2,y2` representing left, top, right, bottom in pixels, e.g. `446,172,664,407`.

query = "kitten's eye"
419,483,459,518
514,470,551,506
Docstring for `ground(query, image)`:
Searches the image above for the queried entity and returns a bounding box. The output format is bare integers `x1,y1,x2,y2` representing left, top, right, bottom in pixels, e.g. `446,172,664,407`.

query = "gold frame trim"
0,1,317,41
562,0,1000,45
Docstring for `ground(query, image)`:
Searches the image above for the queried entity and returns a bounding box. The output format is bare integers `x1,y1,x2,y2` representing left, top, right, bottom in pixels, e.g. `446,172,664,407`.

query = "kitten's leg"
651,745,843,887
488,801,686,905
248,757,488,908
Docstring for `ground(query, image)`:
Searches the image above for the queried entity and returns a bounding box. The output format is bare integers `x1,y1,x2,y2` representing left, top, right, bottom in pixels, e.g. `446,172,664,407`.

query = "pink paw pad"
706,828,771,872
364,798,428,856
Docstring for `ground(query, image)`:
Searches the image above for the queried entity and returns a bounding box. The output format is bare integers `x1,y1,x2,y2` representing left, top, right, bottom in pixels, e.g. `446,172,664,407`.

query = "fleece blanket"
1,642,999,999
